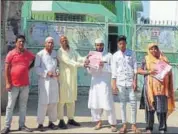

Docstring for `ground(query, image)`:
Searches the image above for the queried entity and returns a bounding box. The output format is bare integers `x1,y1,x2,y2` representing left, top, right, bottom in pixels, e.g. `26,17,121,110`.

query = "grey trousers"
117,86,137,124
37,103,58,124
5,86,29,128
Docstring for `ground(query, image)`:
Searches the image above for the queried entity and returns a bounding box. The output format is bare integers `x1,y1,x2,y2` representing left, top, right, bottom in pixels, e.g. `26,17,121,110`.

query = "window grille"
55,13,86,22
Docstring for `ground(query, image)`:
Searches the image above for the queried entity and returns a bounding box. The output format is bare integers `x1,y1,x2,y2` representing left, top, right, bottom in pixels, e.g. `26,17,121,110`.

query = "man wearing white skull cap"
84,38,117,132
34,37,59,131
95,38,104,44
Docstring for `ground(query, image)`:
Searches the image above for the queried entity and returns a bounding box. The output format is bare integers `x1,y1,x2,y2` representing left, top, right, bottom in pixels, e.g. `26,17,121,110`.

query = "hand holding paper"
88,51,102,70
84,59,90,68
152,60,172,82
99,61,104,68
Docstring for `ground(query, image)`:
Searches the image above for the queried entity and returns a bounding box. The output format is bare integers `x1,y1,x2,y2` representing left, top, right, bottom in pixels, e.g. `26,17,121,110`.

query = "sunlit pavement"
1,90,178,133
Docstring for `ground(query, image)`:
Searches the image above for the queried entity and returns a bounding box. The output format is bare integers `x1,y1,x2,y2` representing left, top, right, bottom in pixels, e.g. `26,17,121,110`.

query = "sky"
32,1,52,11
141,1,150,18
142,1,178,22
32,1,178,23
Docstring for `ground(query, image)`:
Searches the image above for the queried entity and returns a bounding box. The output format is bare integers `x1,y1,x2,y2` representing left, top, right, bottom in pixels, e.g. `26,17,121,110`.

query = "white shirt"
112,49,137,87
35,49,59,104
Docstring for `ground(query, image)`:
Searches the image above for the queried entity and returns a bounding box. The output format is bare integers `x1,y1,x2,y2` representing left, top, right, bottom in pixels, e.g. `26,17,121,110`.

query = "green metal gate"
25,20,107,88
24,20,178,91
133,24,178,90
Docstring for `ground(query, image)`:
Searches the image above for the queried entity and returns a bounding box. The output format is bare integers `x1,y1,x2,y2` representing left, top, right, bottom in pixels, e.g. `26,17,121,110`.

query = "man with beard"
35,37,59,131
84,38,117,132
57,35,86,129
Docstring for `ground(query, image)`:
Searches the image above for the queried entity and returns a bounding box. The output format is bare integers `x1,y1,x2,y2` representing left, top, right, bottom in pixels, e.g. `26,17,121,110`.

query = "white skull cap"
95,38,104,44
45,36,54,42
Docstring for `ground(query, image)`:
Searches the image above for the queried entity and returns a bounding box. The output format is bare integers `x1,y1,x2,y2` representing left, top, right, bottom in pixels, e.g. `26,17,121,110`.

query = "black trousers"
145,109,167,131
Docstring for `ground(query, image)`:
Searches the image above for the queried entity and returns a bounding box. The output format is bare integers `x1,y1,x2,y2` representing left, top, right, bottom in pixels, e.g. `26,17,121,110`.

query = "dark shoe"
48,122,58,130
37,124,46,132
68,119,81,126
19,126,33,132
1,127,10,134
58,120,68,129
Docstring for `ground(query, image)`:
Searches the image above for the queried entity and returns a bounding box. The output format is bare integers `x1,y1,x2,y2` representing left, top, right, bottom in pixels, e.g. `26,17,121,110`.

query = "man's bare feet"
94,120,102,130
119,124,127,134
111,125,117,132
131,124,141,133
146,129,152,134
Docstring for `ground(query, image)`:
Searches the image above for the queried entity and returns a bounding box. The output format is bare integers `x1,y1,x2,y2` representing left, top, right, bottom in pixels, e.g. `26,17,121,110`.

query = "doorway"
108,34,118,54
108,25,118,54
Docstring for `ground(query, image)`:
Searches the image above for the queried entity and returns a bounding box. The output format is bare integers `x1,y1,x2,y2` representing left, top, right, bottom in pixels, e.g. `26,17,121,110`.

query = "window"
55,13,86,22
109,26,118,34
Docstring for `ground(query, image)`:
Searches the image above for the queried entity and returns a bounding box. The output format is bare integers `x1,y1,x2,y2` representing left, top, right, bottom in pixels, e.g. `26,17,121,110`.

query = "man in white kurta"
57,35,86,129
84,38,117,132
35,37,59,131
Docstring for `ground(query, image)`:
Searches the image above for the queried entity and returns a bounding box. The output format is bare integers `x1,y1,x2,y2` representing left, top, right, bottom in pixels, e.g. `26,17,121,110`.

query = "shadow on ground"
3,121,178,133
1,93,91,117
1,88,178,133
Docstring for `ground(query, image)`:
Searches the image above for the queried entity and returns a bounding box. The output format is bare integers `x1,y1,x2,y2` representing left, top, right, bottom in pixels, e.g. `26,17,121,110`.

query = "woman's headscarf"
146,43,168,68
145,43,175,117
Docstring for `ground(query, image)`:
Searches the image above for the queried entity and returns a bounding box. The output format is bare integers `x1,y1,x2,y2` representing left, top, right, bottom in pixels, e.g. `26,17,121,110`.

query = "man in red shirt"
1,35,35,134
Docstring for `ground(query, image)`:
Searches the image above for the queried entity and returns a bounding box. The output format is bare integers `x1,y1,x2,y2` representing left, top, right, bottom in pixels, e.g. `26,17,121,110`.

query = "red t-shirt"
5,49,35,87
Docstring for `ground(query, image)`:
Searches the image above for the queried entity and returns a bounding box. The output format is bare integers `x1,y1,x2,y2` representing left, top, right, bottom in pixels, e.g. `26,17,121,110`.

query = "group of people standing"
1,34,175,134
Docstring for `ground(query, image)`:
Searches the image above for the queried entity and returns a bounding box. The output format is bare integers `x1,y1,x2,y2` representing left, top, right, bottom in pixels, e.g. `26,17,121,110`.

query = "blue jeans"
5,86,29,128
117,86,137,124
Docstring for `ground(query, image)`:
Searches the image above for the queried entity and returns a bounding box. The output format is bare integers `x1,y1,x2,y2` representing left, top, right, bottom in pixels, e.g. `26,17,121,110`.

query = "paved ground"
1,91,178,133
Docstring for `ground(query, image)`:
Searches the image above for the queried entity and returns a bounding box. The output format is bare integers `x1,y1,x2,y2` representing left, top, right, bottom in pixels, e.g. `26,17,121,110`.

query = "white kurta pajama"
35,49,59,124
88,52,117,125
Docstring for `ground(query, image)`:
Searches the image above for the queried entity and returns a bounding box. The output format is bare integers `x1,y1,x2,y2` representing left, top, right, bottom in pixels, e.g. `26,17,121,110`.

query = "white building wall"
32,1,52,11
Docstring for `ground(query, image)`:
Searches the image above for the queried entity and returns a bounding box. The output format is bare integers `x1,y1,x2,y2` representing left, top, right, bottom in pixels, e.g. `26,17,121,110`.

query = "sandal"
111,125,117,132
133,128,141,133
131,124,141,133
94,125,102,130
119,125,127,134
94,121,102,130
